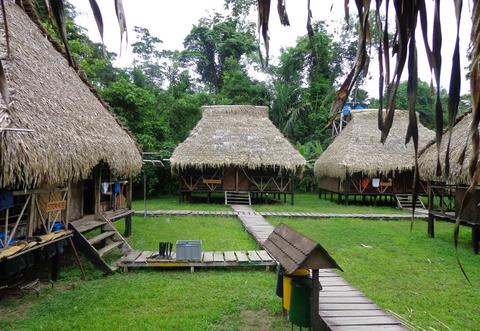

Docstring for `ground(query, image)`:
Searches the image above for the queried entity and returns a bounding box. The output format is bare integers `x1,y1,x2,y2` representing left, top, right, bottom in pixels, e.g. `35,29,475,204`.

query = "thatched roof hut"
0,2,142,188
170,105,306,174
314,109,434,180
418,112,473,185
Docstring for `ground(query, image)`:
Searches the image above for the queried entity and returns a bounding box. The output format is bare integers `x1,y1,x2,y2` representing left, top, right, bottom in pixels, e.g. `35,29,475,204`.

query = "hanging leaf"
445,0,463,178
277,0,289,26
114,0,128,53
257,0,270,67
49,0,73,66
431,0,443,176
88,0,105,54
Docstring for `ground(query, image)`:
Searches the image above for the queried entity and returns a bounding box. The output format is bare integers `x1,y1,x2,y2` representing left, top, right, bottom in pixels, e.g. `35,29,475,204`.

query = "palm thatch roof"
0,2,142,188
170,105,306,173
418,112,473,185
314,109,434,180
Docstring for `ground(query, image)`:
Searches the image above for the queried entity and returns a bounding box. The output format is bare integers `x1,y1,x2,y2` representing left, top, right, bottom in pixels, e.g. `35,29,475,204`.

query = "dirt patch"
239,309,273,331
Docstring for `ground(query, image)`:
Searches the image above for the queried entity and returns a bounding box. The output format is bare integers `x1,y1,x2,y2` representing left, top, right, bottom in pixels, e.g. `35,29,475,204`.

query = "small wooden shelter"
0,1,142,280
263,223,342,330
170,105,306,204
314,109,434,204
418,112,480,253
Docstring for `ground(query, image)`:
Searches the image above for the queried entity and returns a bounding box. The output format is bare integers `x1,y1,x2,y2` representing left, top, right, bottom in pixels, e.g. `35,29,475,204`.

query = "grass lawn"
254,192,408,214
269,217,480,330
2,208,478,330
115,215,258,251
132,193,229,211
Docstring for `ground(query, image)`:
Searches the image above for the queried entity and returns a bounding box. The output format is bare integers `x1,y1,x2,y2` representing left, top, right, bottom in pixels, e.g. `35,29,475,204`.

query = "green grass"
269,217,480,330
2,203,479,330
115,216,257,251
0,270,288,331
254,192,408,214
132,194,229,211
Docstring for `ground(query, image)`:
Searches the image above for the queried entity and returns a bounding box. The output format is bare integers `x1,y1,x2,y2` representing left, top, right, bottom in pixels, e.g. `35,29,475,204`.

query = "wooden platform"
119,250,276,270
318,269,408,330
136,209,426,219
103,208,133,222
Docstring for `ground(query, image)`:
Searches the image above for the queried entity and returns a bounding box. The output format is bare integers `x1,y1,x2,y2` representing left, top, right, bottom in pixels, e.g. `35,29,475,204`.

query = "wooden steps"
69,214,132,274
225,191,251,205
88,231,116,245
395,194,425,210
103,208,133,222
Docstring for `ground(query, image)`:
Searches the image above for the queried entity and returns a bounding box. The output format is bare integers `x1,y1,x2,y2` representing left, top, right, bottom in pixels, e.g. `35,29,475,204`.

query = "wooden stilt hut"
314,110,434,206
418,112,480,253
0,1,142,281
170,105,306,205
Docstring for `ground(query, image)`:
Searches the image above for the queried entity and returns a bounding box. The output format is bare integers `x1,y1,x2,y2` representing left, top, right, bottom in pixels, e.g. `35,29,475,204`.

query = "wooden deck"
136,209,426,219
119,250,276,270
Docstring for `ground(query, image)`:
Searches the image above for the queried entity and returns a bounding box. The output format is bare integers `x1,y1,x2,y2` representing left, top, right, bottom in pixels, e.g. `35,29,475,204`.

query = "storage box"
176,240,202,261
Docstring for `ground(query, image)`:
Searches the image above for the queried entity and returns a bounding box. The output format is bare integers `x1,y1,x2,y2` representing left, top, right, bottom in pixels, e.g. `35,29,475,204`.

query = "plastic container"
289,277,312,327
282,268,310,310
176,240,202,261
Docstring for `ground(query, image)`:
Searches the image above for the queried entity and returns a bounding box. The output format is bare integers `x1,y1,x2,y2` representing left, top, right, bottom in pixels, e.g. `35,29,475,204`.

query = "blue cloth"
113,182,121,195
0,190,13,211
342,105,351,116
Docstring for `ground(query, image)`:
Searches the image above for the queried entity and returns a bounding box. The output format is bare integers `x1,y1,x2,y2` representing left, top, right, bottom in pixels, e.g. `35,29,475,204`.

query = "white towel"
101,182,109,194
372,178,380,188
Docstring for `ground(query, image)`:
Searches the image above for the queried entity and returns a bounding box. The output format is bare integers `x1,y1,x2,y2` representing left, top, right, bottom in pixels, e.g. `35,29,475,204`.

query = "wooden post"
144,172,148,219
65,182,71,228
68,237,86,281
94,167,101,216
472,225,479,254
311,269,321,331
28,193,36,237
428,213,435,238
3,208,8,248
125,177,133,237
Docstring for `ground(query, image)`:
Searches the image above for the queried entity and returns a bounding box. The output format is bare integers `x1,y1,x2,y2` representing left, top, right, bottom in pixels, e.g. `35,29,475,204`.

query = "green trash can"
289,277,312,328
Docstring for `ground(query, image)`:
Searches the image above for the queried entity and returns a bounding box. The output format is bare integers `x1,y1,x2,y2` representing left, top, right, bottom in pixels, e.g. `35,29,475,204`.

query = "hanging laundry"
113,181,121,195
0,191,13,211
372,178,380,188
101,182,109,194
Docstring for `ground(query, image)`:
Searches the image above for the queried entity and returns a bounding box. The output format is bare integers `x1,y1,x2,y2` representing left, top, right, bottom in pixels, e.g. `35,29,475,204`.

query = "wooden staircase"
395,194,426,210
69,214,132,274
225,191,251,205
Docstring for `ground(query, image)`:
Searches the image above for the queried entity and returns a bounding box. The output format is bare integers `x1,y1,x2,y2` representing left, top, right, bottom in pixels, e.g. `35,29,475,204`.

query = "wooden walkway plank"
203,252,214,262
136,251,154,263
213,251,224,262
247,250,262,262
235,251,249,262
320,310,391,317
324,315,404,326
224,251,237,262
329,326,407,331
256,250,273,261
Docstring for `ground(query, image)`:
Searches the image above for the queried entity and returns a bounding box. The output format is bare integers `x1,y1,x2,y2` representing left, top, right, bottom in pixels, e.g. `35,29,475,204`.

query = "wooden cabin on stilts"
170,105,306,205
0,1,142,287
314,110,434,207
419,112,480,253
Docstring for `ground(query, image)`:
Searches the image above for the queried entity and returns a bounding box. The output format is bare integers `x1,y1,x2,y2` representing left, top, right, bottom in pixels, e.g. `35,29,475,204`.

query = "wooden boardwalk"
318,269,408,330
230,205,408,330
136,209,425,219
118,249,275,270
230,205,275,244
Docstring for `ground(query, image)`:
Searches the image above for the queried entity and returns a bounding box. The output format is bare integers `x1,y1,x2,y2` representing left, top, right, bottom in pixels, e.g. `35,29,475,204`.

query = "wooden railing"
428,184,456,214
1,187,69,250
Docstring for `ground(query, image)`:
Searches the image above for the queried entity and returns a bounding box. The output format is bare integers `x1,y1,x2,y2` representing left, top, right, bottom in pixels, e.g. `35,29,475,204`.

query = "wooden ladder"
395,194,425,210
225,191,251,205
69,215,132,274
